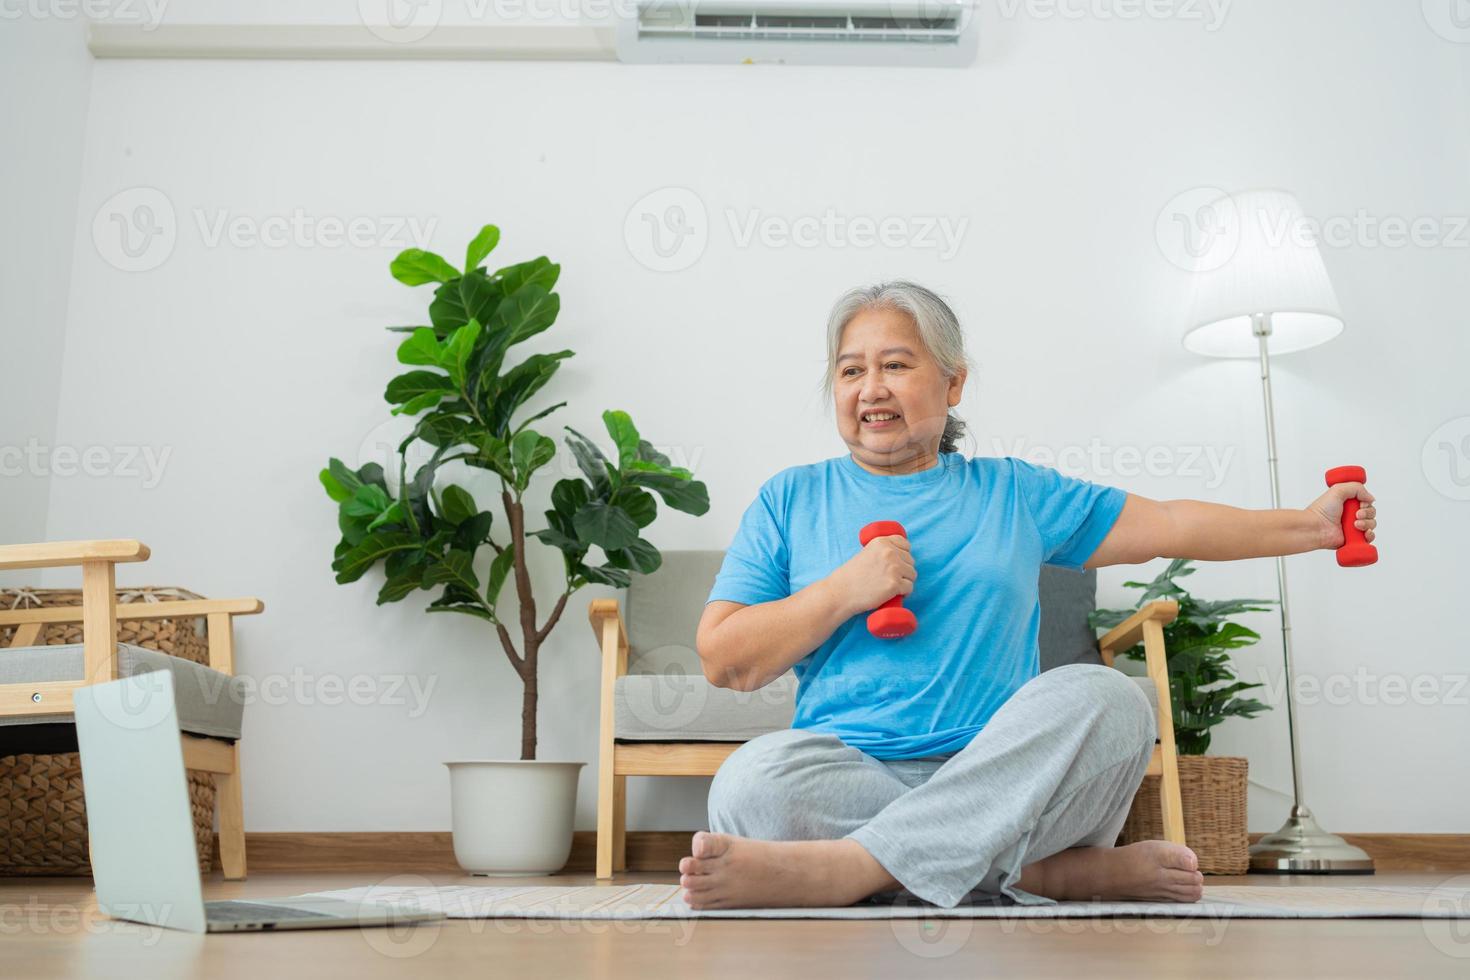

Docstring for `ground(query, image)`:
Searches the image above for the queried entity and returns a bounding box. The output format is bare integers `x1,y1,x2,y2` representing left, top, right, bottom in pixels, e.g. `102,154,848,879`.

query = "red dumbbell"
858,520,918,639
1325,465,1378,567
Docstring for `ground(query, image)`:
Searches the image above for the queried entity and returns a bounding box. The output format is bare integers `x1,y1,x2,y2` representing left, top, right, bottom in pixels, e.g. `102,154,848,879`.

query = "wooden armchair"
0,540,263,880
588,551,1186,880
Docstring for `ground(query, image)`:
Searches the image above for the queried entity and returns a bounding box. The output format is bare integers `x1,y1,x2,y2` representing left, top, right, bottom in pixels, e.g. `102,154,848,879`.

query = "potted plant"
319,224,709,874
1089,558,1274,873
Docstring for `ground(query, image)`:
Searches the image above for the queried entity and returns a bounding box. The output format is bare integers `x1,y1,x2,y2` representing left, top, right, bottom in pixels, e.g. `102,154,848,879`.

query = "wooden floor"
6,869,1469,979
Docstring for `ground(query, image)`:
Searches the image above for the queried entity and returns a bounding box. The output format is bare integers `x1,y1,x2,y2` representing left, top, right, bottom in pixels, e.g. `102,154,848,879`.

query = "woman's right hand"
825,534,916,619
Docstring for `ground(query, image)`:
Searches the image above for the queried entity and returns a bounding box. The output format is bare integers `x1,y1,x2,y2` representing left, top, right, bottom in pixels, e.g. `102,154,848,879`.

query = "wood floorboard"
5,870,1469,979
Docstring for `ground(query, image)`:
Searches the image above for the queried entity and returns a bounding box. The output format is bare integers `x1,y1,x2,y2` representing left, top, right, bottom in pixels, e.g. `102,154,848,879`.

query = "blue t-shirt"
705,452,1127,760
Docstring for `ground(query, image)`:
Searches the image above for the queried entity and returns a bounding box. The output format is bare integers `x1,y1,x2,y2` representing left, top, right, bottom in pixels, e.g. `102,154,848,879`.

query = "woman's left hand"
1305,482,1377,550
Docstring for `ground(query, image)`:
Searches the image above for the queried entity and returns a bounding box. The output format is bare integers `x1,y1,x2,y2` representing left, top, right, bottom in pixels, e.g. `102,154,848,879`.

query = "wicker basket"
1118,754,1249,874
0,587,217,876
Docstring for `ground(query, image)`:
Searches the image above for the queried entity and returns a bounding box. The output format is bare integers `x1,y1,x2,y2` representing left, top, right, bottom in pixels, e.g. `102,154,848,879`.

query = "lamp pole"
1247,311,1373,873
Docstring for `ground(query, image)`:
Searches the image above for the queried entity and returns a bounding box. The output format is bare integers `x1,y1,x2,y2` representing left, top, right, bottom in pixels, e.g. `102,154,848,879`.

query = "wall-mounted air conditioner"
615,0,977,66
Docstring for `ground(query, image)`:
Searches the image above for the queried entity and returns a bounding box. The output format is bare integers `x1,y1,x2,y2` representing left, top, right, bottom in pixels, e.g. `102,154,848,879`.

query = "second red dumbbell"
858,520,918,639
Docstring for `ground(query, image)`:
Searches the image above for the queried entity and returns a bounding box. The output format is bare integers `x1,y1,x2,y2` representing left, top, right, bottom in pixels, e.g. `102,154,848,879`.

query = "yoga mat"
303,882,1470,920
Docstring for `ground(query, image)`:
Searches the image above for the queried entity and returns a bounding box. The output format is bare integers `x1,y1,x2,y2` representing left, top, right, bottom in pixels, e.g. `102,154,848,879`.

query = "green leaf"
486,282,559,347
603,410,641,470
465,224,501,272
377,568,427,604
472,433,514,481
578,563,631,589
486,547,516,607
451,511,494,551
442,319,482,388
320,467,351,503
611,487,657,528
366,501,405,532
510,430,556,491
624,466,710,516
564,427,612,496
573,501,638,551
385,370,453,406
491,351,574,436
606,537,661,575
396,327,443,367
328,458,364,497
551,478,590,519
426,603,497,623
459,270,504,330
416,413,475,449
428,278,468,335
344,483,392,518
390,248,459,286
636,439,672,468
334,531,421,584
424,550,480,593
440,485,479,525
494,256,560,295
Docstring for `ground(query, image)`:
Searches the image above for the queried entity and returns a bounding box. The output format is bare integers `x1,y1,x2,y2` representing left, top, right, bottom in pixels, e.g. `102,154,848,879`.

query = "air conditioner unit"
615,0,977,67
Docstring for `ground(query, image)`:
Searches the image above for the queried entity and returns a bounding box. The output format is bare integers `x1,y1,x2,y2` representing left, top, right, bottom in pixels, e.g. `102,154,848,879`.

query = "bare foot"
677,831,899,910
1019,840,1205,903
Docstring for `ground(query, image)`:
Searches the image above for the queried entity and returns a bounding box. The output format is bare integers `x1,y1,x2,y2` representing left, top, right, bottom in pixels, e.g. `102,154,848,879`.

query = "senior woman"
677,281,1379,911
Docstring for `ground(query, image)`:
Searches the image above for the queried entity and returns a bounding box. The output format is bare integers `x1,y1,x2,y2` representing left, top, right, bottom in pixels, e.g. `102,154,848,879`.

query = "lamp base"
1248,805,1375,873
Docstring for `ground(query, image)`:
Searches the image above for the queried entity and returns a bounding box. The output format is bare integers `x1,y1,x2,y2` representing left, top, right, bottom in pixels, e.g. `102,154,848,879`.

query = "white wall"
0,16,93,581
28,0,1470,836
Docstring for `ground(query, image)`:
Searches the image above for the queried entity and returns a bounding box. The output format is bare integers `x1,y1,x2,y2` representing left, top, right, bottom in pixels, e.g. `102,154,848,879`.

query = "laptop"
73,670,444,934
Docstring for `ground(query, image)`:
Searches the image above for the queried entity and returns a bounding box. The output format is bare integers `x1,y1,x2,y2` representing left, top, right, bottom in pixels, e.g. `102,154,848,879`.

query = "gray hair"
821,281,974,455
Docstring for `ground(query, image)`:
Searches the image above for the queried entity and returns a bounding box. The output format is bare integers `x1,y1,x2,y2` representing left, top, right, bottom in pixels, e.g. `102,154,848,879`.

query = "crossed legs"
679,664,1203,909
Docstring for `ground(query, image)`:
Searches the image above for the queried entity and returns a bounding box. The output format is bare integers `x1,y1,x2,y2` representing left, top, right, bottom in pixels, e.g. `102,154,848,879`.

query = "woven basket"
1118,754,1249,874
0,587,217,876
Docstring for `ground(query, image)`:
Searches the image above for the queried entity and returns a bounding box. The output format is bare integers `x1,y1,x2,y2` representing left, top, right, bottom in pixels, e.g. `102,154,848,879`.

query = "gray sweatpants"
706,662,1157,909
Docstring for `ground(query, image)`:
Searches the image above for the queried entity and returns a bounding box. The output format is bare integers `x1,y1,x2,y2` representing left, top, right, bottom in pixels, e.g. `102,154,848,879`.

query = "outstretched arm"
1084,483,1378,568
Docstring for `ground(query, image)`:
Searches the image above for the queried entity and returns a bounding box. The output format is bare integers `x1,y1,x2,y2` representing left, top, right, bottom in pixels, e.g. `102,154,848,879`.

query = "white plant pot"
444,760,587,875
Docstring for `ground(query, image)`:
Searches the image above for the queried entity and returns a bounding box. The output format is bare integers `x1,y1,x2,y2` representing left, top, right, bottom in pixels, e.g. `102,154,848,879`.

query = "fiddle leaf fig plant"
1089,559,1274,756
320,224,710,759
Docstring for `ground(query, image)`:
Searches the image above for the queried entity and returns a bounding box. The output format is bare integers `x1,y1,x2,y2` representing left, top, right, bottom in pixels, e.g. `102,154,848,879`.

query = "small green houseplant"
1089,558,1273,755
319,224,708,873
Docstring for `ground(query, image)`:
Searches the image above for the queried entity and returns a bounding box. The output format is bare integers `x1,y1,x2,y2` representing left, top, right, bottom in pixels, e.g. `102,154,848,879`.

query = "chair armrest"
0,539,149,571
1097,600,1179,659
588,599,628,668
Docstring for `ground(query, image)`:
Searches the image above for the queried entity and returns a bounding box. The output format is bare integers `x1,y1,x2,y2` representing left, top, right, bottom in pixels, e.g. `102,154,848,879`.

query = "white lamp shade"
1182,189,1344,358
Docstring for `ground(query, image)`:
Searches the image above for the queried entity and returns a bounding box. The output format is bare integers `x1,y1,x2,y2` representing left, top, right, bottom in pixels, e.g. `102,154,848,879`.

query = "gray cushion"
615,672,797,742
0,642,245,740
613,550,1141,742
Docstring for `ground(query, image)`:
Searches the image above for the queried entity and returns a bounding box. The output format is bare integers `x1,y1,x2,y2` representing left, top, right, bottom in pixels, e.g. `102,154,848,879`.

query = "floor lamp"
1181,189,1373,873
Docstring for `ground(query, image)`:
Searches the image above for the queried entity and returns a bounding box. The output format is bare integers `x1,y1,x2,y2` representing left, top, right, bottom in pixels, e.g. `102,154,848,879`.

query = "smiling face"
833,306,967,477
